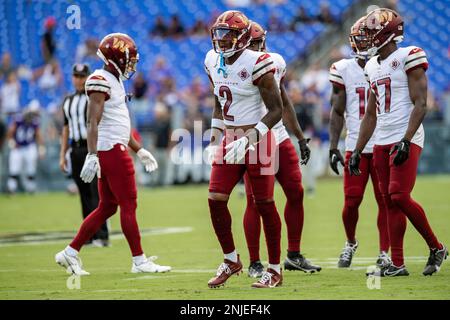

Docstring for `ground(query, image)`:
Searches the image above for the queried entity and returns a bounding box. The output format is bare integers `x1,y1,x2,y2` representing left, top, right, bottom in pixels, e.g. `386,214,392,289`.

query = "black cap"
72,63,90,77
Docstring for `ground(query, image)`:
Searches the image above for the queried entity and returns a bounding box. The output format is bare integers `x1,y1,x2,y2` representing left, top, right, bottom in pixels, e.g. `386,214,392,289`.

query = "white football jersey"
268,52,290,145
364,46,428,148
329,58,374,153
204,49,275,127
85,69,131,151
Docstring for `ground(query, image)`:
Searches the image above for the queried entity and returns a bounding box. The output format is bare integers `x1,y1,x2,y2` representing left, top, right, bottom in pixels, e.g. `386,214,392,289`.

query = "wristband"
254,121,269,137
211,118,225,130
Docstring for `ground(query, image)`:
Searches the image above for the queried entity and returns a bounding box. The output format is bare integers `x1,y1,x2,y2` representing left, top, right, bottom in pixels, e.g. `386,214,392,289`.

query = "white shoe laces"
340,243,357,261
216,262,231,276
259,271,273,284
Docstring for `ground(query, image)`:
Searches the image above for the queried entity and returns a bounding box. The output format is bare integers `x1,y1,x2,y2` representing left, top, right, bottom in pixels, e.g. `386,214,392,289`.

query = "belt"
71,140,88,148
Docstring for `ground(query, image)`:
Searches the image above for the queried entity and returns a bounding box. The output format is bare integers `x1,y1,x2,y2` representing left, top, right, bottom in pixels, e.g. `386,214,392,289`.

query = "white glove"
137,148,158,172
80,153,101,183
224,136,255,164
205,145,219,166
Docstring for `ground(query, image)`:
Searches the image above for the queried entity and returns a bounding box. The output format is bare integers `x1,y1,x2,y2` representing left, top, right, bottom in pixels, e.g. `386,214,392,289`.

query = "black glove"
329,149,345,175
348,149,362,176
298,138,311,165
390,138,410,166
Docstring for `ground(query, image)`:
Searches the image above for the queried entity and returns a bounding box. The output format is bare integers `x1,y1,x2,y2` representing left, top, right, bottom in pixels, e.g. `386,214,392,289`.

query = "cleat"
90,239,111,248
284,254,321,273
208,255,243,288
376,251,392,268
248,260,264,278
338,241,358,268
366,264,409,277
251,268,282,288
55,250,90,276
423,244,448,276
131,256,171,273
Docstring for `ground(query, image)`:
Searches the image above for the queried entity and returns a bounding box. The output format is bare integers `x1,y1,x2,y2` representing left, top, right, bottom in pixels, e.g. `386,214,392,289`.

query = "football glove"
137,148,158,173
80,153,101,183
329,149,345,175
348,150,362,176
224,136,255,164
205,145,219,166
298,138,311,165
390,138,410,166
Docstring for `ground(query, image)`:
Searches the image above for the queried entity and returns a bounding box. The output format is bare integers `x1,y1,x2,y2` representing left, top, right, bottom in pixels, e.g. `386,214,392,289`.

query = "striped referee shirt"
62,91,88,142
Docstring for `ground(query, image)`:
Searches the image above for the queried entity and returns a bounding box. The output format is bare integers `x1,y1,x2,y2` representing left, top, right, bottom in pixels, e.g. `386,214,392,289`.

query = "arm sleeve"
252,53,275,85
85,74,111,100
329,63,345,88
404,47,428,73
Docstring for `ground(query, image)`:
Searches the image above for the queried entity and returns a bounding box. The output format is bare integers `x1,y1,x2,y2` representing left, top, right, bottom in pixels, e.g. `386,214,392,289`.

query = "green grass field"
0,175,449,300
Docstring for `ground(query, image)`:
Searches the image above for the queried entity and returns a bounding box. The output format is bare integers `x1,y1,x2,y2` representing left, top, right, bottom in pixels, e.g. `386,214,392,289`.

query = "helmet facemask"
350,34,373,60
212,26,251,58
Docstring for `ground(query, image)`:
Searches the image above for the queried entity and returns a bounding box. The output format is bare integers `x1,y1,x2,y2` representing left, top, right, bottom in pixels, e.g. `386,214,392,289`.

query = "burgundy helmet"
210,10,252,57
97,33,139,80
349,16,372,59
365,8,404,55
249,21,267,52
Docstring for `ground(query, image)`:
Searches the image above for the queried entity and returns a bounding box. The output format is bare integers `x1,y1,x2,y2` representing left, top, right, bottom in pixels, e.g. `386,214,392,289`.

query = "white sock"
133,254,147,266
65,246,78,257
268,264,280,274
224,250,237,263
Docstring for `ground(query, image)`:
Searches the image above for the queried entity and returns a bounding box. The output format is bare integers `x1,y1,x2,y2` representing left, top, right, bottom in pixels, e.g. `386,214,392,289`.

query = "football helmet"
97,33,139,80
365,8,404,56
349,16,372,60
211,10,252,58
249,21,267,52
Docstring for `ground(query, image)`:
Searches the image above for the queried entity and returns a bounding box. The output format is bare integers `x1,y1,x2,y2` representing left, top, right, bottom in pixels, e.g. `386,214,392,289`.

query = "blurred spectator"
267,14,285,32
149,56,173,96
190,20,209,36
41,16,57,62
130,73,150,122
317,3,337,24
385,0,399,11
75,38,99,65
301,62,329,95
167,15,185,38
0,72,21,118
151,16,168,37
0,53,16,81
290,6,312,31
33,58,63,91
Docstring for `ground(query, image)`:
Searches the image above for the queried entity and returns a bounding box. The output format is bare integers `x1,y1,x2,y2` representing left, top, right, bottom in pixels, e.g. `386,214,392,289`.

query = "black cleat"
248,261,264,278
376,251,392,268
284,254,322,273
337,241,358,268
366,264,409,277
423,244,448,276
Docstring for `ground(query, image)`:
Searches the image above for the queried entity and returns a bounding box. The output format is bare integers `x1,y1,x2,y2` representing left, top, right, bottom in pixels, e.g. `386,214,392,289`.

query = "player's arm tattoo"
257,72,283,129
329,84,346,150
210,95,223,145
404,67,427,141
355,90,377,152
280,80,305,141
86,92,105,154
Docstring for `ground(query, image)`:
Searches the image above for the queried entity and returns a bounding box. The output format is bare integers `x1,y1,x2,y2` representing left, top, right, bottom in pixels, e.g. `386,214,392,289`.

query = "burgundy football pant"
208,130,282,265
373,143,441,266
342,151,390,252
70,144,143,257
243,139,304,263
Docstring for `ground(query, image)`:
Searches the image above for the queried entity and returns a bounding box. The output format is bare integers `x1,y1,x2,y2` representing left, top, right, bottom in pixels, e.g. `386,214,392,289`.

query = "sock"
390,193,441,250
283,185,304,253
133,254,147,265
65,245,78,257
342,196,363,243
255,201,282,265
287,250,300,259
208,199,235,254
243,193,261,263
268,264,280,274
224,250,237,263
385,196,407,267
375,192,390,253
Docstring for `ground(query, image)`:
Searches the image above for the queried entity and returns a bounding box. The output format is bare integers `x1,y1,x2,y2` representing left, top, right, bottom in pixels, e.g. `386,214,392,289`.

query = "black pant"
70,144,109,241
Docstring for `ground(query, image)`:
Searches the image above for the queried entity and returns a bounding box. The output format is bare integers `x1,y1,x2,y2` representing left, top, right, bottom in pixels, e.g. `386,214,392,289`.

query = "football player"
204,11,283,288
55,33,171,275
6,101,45,194
328,17,390,268
243,21,321,277
350,8,447,276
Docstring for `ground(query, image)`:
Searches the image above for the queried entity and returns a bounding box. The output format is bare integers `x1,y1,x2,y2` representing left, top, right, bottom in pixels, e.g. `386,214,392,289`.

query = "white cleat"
55,250,90,276
131,256,171,273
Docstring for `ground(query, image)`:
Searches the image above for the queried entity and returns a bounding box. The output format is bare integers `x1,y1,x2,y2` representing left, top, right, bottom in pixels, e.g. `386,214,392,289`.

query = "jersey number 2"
219,86,234,121
355,87,370,119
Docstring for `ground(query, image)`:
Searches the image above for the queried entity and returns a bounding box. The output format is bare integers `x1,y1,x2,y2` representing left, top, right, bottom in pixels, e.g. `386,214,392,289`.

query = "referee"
59,64,109,247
